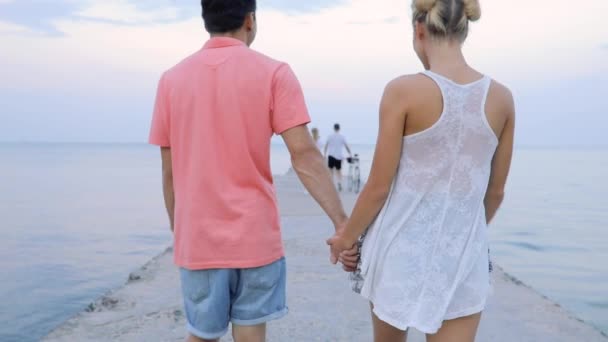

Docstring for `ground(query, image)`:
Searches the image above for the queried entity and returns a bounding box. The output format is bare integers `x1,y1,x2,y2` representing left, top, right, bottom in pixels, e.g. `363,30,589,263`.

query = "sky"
0,0,607,146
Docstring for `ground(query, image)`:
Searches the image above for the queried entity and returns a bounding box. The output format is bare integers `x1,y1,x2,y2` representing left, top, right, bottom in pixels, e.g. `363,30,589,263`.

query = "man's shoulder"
161,50,203,81
161,47,291,84
250,50,299,82
247,48,285,68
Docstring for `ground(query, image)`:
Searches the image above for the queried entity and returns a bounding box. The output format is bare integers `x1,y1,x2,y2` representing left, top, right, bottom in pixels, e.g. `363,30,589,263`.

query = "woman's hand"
339,244,360,272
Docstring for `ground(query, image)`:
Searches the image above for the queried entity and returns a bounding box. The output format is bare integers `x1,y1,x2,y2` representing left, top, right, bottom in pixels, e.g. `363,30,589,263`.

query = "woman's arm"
485,87,515,223
328,77,411,262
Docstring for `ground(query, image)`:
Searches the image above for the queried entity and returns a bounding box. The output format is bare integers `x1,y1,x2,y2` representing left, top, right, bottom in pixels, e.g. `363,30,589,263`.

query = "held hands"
327,225,359,272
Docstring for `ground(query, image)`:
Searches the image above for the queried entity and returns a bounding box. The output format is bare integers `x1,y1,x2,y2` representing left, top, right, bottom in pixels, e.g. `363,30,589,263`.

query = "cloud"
383,16,401,24
1,0,607,145
260,0,348,13
347,16,402,26
0,0,83,36
0,20,35,35
0,0,197,35
0,0,349,36
75,1,191,25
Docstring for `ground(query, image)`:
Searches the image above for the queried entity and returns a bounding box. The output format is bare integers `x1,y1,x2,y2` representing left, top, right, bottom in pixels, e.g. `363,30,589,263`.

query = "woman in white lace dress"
328,0,515,341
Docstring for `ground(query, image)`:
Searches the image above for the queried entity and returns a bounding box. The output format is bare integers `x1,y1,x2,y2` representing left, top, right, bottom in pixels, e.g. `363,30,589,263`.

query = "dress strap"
421,70,447,86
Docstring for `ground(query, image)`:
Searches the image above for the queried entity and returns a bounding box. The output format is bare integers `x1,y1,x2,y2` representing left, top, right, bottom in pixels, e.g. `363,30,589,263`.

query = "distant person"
311,127,323,150
325,123,352,191
328,0,515,341
149,1,356,341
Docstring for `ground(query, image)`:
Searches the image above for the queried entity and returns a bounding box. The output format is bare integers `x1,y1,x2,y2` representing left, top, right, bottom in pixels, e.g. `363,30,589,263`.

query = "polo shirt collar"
203,37,246,49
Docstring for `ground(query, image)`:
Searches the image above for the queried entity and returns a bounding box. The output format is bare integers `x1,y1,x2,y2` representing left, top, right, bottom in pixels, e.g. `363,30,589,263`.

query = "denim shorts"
179,257,287,340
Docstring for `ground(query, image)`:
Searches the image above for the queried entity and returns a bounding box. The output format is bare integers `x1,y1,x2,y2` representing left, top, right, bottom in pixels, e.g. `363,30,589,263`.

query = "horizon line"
1,140,607,150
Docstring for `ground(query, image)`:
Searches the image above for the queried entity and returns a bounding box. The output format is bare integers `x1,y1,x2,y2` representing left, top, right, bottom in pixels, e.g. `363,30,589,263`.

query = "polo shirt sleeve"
270,63,311,134
149,73,171,147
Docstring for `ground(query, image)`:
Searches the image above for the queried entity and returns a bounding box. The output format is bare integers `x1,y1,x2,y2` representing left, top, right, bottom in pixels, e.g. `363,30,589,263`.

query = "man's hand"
328,220,359,272
328,220,358,271
327,231,357,265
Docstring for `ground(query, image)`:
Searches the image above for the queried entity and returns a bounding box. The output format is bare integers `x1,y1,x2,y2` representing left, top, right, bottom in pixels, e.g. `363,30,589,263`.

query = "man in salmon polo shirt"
149,1,356,341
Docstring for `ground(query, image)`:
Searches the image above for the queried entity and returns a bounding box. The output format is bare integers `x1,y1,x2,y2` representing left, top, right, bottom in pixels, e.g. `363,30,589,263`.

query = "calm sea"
0,143,606,341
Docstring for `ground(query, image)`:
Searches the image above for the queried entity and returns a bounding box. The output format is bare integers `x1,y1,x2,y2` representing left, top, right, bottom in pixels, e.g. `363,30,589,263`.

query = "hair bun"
414,0,438,12
463,0,481,21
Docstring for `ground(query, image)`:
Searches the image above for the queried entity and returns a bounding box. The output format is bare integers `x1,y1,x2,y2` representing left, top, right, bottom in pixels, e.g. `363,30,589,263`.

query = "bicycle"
346,154,361,194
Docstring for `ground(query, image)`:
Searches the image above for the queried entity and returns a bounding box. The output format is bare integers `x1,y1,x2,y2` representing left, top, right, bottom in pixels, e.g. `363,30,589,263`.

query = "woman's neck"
426,41,469,74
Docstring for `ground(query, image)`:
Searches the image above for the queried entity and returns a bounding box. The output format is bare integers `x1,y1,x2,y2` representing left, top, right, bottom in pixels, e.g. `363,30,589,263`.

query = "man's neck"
210,31,248,46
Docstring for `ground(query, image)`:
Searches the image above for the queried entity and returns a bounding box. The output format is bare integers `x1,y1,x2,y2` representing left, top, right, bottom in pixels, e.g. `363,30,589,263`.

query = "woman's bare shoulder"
488,79,515,117
384,73,435,96
388,73,430,87
379,74,439,117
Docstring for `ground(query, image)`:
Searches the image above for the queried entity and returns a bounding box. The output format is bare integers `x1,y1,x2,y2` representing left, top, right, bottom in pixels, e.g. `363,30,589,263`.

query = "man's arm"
161,147,175,232
344,141,352,156
282,125,347,229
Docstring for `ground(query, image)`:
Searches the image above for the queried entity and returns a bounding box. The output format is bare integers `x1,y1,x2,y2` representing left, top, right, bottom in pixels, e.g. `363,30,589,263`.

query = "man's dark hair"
201,0,257,34
334,123,341,131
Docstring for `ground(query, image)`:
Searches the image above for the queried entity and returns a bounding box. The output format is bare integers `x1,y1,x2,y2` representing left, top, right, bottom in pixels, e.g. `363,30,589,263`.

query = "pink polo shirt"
149,37,310,270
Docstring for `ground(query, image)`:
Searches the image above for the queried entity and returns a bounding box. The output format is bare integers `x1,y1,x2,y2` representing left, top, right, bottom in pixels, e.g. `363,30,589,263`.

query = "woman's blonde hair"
412,0,481,42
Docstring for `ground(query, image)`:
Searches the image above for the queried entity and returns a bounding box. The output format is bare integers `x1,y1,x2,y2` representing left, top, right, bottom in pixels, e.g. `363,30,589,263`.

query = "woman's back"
395,70,501,196
354,69,514,332
404,69,512,144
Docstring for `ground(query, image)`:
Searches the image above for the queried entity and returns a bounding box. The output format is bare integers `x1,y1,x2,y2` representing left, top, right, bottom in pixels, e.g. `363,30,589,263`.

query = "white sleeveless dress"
351,70,499,334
